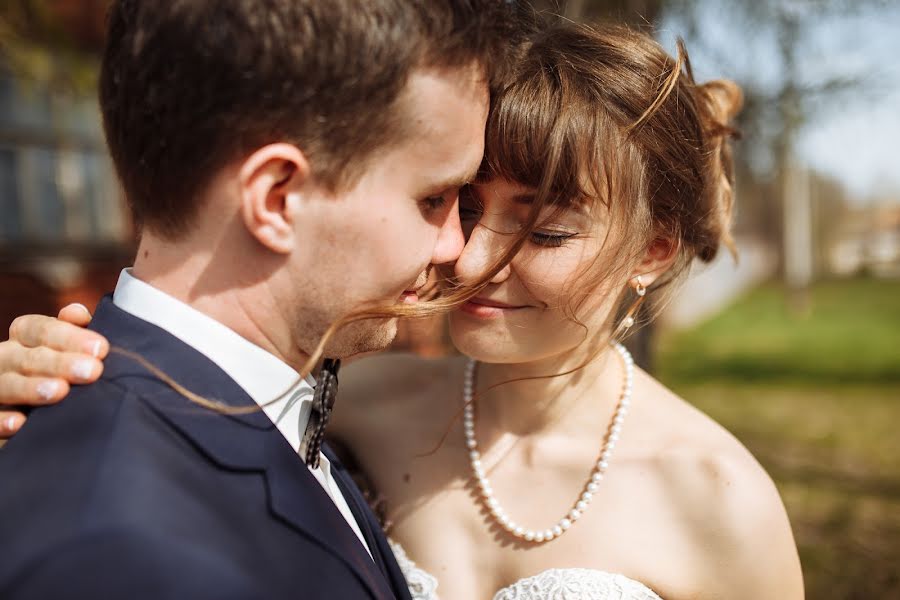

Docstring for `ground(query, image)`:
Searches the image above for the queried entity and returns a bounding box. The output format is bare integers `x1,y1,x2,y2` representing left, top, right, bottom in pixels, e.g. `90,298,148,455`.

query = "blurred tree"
0,0,108,94
663,0,888,309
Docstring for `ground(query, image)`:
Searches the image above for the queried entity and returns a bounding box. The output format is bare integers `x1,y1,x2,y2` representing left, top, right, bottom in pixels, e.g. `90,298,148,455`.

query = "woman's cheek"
518,248,586,291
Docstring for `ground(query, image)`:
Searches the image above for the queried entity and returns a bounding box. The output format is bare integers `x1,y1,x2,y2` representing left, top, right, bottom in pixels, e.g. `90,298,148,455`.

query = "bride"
0,22,802,600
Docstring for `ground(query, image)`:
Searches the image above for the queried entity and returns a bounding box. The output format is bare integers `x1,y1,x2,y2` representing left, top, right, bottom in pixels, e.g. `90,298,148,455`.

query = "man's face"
284,64,489,358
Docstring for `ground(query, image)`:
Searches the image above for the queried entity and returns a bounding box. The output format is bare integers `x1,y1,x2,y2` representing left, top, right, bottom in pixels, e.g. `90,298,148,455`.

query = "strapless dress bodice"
388,540,663,600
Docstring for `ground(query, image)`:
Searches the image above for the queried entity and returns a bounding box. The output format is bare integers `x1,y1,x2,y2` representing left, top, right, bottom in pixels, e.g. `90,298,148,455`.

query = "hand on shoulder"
1,304,107,439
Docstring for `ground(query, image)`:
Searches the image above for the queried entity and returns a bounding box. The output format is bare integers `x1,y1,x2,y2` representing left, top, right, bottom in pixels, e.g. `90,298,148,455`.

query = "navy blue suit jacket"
0,297,411,600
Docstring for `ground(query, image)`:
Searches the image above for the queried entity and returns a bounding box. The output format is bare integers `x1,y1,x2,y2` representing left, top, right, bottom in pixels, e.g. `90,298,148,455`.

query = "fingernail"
37,380,60,401
4,416,18,432
88,339,103,358
72,303,91,316
72,359,95,381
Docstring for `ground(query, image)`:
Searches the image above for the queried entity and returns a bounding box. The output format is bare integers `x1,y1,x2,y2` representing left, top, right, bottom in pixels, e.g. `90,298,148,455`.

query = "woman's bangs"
480,67,597,211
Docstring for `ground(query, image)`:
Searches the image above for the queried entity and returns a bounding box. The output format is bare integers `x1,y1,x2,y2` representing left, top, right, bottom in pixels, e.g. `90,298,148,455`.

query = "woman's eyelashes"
459,197,578,248
530,230,578,248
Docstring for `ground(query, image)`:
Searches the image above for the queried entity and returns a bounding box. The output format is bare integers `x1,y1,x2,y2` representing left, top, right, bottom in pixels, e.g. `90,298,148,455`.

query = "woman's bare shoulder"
632,372,804,599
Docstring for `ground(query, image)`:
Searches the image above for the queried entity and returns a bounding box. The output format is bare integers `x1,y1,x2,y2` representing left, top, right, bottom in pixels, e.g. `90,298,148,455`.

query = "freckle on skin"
403,473,411,483
143,250,149,259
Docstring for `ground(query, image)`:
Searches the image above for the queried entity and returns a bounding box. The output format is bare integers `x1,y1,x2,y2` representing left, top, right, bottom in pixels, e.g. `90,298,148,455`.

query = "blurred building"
827,204,900,279
0,0,131,333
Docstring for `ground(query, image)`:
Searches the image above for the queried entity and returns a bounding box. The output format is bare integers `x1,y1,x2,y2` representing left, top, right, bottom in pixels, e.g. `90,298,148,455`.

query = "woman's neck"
472,341,625,439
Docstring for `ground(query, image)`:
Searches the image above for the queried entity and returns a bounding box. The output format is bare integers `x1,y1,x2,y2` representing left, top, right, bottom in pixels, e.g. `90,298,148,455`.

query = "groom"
0,1,515,598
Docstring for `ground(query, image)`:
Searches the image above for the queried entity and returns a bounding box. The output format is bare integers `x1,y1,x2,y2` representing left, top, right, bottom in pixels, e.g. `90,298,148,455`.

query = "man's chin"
322,317,399,359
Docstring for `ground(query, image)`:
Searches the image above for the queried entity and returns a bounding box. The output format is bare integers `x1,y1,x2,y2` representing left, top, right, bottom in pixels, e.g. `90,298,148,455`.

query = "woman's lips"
459,297,527,318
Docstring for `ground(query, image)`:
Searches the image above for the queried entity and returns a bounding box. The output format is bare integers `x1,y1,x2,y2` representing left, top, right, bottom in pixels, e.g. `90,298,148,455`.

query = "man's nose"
431,198,466,266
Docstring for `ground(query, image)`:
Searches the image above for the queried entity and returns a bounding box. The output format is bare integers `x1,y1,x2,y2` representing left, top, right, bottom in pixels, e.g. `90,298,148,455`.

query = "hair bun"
694,78,743,263
702,79,743,125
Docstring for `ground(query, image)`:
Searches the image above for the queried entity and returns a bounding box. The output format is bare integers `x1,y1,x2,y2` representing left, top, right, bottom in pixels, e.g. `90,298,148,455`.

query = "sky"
658,0,900,203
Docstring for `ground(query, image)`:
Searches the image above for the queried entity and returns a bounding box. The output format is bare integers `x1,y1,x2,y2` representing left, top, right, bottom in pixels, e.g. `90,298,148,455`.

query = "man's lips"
399,289,420,304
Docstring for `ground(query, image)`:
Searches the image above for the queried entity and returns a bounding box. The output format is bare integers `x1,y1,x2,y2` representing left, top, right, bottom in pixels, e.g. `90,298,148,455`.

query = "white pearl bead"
581,491,593,502
569,509,582,521
525,531,536,542
534,532,545,542
591,472,604,483
599,460,609,470
514,526,525,537
469,450,480,461
552,525,563,537
543,530,554,541
576,500,588,511
466,438,477,449
587,482,599,493
560,518,572,530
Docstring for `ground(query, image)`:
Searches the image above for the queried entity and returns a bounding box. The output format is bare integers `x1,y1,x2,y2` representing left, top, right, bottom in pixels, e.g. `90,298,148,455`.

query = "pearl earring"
618,276,648,333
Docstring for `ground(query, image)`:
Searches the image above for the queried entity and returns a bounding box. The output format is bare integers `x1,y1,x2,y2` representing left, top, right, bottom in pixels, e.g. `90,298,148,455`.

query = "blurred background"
1,1,897,597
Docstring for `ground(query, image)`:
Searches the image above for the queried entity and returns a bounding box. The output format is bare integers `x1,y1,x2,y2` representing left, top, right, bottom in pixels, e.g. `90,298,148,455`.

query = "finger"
9,313,108,358
58,303,94,327
0,372,70,407
0,410,26,440
0,345,103,383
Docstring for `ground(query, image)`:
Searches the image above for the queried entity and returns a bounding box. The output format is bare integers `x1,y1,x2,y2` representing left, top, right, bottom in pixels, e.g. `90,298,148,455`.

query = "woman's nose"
454,222,513,284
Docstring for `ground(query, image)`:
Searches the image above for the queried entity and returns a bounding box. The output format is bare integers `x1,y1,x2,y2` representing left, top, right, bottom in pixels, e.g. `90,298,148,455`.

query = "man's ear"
238,143,310,254
633,236,679,287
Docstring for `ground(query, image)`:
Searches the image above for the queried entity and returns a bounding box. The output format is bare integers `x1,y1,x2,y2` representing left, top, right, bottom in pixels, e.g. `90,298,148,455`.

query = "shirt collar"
112,268,316,453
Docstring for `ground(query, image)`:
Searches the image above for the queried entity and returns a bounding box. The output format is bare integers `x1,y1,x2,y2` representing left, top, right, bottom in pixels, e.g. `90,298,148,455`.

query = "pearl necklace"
463,343,634,544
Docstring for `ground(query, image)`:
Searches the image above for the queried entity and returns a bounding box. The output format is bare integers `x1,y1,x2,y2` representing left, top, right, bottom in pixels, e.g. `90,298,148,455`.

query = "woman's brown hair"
477,21,743,336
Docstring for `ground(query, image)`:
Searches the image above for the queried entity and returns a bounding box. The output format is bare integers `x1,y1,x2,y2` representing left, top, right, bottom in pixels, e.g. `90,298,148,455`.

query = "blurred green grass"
657,277,900,598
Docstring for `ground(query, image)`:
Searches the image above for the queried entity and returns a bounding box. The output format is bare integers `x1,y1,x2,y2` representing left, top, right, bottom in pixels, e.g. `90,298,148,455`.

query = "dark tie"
301,358,341,469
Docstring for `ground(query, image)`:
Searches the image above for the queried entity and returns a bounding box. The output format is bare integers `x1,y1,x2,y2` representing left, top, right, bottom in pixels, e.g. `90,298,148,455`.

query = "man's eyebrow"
427,166,481,194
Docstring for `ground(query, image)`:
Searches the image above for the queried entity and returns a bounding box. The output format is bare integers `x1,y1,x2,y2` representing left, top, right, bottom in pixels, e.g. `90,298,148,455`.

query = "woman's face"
448,177,623,365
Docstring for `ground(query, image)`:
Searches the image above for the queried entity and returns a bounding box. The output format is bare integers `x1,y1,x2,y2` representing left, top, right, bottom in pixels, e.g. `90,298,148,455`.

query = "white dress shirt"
112,269,372,558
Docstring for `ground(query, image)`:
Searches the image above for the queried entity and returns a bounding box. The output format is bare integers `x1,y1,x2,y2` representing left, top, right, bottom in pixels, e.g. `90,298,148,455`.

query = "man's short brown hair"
100,0,521,238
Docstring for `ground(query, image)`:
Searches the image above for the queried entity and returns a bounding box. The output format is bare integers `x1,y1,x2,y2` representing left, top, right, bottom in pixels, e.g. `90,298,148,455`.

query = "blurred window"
0,147,22,241
0,73,126,245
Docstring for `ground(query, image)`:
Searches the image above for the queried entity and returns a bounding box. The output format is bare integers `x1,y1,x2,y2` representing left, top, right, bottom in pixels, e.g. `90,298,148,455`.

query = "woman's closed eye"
530,230,578,248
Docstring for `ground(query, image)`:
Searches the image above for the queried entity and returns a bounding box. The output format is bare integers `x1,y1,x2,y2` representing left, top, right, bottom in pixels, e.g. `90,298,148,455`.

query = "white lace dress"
388,540,663,600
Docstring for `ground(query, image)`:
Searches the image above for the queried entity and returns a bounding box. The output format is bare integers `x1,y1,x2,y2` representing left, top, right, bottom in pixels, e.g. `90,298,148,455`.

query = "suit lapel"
90,298,397,599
